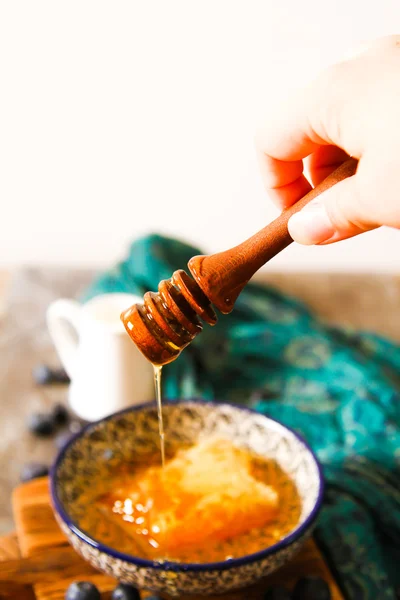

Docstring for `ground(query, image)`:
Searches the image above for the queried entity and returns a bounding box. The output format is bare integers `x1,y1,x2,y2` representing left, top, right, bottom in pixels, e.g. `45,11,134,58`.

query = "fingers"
257,34,400,212
256,94,324,209
256,55,366,210
287,171,376,245
307,145,351,186
256,152,312,209
256,34,400,244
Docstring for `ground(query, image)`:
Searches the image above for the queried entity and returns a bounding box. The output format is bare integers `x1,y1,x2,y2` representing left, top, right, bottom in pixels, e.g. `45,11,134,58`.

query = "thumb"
287,175,375,245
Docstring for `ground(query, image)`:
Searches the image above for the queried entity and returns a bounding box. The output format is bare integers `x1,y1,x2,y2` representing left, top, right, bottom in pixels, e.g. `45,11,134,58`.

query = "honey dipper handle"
189,158,358,314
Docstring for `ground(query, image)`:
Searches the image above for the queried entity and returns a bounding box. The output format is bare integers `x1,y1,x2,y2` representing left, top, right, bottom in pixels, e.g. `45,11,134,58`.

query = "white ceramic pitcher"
47,293,154,421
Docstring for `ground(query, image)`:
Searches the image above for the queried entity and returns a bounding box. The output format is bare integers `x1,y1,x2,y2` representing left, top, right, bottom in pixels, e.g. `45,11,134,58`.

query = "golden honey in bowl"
78,437,302,563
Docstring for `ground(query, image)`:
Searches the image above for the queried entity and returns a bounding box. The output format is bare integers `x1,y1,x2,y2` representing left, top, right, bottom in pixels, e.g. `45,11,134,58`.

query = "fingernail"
288,201,335,245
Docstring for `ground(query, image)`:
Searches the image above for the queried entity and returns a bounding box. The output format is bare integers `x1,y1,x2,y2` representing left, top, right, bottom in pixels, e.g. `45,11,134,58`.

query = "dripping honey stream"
153,365,165,467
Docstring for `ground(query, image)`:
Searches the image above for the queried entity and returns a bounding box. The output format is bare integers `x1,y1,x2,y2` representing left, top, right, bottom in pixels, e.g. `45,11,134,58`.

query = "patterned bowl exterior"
50,400,323,596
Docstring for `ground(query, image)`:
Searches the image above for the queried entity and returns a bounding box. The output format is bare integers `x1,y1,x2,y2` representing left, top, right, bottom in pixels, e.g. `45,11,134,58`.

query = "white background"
0,1,399,271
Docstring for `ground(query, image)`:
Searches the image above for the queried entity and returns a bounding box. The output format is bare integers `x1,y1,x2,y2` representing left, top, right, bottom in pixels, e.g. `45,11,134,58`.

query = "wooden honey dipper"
121,158,357,365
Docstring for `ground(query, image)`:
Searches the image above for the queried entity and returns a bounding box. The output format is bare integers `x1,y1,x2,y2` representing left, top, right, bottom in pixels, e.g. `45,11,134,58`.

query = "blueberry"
65,581,101,600
27,412,55,436
55,431,73,450
33,365,70,385
20,462,49,482
292,576,331,600
264,586,291,600
111,583,141,600
52,403,69,426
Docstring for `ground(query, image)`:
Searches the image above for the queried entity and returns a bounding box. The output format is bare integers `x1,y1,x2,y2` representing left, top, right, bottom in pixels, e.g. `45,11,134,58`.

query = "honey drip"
153,365,165,467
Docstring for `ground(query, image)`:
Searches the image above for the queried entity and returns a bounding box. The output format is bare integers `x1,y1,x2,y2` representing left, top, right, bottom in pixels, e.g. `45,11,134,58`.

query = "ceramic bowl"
50,400,323,596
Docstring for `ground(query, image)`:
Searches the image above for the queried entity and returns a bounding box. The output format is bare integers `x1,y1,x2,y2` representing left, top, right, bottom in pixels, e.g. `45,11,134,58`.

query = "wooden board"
0,477,344,599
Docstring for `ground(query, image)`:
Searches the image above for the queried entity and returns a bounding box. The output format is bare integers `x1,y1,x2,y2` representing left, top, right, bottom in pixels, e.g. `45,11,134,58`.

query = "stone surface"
0,268,399,534
0,268,93,535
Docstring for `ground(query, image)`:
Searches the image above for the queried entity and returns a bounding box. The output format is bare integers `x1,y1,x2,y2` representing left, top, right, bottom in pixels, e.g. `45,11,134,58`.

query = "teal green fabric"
83,234,400,600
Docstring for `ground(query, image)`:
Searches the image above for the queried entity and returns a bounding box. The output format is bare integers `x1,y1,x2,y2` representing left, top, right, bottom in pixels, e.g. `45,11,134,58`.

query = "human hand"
256,35,400,245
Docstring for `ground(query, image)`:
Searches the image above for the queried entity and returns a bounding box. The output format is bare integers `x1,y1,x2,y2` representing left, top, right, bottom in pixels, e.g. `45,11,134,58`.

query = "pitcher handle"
46,299,81,379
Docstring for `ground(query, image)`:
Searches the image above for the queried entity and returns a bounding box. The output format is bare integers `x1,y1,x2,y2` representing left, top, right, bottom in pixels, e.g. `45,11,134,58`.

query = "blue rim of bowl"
50,399,324,572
